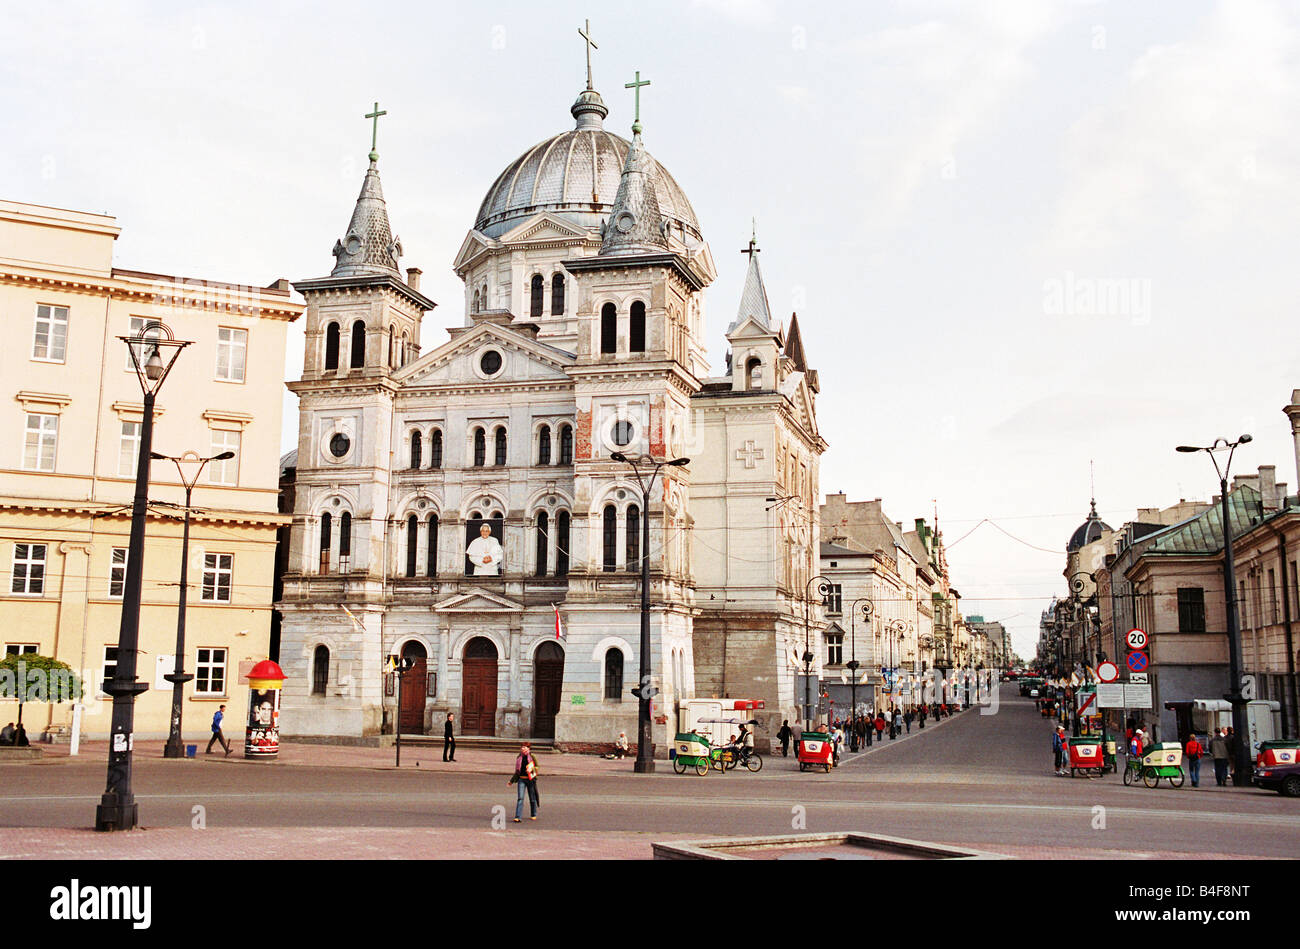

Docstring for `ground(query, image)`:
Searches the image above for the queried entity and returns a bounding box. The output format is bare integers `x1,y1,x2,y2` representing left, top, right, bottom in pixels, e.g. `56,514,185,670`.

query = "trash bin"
186,744,197,758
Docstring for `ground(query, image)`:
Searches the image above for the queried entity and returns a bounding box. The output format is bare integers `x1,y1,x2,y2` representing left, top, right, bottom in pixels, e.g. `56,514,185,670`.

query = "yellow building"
0,199,301,744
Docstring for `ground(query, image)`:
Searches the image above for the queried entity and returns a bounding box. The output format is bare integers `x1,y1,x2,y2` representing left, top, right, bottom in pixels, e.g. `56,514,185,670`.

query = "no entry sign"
1097,661,1119,683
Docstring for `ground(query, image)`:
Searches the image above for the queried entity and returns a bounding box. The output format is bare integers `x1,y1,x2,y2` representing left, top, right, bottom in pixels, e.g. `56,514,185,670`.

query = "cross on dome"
578,19,598,90
625,70,650,133
365,102,387,162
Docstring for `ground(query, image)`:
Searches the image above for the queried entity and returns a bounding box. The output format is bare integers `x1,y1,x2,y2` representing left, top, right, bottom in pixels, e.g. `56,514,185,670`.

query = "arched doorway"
533,641,565,739
400,640,427,734
461,637,498,736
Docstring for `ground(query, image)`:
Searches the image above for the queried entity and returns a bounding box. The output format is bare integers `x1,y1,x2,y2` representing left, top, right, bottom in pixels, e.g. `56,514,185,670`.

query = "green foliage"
0,654,82,704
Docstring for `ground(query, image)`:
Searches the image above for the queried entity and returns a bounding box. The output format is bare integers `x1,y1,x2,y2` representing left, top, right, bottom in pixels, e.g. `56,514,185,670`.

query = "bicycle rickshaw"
797,731,834,773
699,717,763,773
1067,735,1105,777
672,732,721,776
1123,741,1185,788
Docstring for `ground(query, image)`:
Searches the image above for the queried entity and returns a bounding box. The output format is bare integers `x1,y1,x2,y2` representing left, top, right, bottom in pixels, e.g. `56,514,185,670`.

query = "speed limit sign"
1126,628,1148,650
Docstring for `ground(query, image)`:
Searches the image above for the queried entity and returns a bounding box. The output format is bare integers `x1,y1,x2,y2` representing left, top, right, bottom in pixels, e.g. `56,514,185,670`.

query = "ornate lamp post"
611,451,689,774
96,322,189,831
1177,435,1253,785
802,574,834,730
848,598,873,751
154,450,235,759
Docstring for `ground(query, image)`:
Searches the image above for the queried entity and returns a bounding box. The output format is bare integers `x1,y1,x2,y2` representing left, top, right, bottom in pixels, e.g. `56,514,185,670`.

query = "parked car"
1029,688,1040,698
1253,760,1300,797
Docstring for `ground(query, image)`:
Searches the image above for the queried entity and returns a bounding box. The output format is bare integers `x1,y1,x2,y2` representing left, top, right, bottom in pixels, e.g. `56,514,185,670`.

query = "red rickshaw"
796,731,834,772
1067,735,1104,777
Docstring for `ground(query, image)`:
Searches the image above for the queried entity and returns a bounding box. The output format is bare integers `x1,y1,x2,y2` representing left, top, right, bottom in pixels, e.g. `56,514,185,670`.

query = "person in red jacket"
1184,733,1204,787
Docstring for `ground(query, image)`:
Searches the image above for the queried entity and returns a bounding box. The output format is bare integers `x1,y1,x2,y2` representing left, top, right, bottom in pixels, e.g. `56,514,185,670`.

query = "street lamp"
1177,434,1253,785
611,451,689,774
96,321,189,832
848,598,873,751
153,450,236,759
802,574,834,731
388,655,416,767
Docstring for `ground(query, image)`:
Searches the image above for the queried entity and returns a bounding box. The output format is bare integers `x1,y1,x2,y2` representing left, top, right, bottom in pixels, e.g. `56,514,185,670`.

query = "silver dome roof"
473,90,702,241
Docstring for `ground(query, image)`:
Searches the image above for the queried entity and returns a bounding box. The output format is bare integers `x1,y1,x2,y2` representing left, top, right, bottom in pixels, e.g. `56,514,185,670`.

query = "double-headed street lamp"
96,322,190,832
802,574,834,730
610,451,689,775
848,598,874,751
1177,434,1253,786
153,450,235,759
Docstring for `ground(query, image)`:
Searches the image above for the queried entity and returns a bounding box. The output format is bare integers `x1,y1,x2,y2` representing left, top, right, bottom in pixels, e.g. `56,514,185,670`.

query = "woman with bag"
509,742,540,822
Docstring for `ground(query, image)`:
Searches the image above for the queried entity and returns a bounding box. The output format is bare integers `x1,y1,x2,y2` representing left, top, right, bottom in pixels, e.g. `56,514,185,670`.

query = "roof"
784,313,808,371
1067,499,1111,551
728,249,773,333
1140,485,1262,556
331,159,402,279
821,541,868,558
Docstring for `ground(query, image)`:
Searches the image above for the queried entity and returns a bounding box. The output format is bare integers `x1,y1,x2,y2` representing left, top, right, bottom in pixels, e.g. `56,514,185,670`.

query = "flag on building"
553,604,565,640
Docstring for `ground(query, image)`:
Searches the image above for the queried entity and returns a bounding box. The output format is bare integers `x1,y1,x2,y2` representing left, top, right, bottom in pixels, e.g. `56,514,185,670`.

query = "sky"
6,0,1300,659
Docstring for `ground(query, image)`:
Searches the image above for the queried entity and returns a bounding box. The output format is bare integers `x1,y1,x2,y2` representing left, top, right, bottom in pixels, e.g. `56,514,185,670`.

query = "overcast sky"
7,0,1299,658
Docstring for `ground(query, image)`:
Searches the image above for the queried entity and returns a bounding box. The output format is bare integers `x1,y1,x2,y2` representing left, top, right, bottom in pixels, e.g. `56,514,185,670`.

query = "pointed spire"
784,312,808,371
728,224,772,333
599,123,669,256
331,158,403,278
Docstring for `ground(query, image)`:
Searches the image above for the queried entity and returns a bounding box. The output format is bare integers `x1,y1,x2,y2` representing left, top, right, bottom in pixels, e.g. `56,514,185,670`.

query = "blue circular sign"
1126,651,1149,672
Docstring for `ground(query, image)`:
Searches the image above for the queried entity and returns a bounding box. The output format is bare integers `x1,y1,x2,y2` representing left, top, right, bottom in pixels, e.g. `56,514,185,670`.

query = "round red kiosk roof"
248,660,286,682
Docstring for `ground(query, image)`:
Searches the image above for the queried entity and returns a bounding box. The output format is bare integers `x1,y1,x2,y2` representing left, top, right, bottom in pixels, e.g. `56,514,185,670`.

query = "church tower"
280,111,437,738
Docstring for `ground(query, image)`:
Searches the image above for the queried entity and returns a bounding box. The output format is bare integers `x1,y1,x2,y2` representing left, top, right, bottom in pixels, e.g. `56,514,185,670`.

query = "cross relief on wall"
735,439,764,469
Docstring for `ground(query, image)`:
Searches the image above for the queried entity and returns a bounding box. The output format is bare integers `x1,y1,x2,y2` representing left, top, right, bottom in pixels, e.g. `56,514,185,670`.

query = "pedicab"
1066,735,1104,777
672,731,721,776
796,731,834,773
1123,741,1184,788
696,718,763,773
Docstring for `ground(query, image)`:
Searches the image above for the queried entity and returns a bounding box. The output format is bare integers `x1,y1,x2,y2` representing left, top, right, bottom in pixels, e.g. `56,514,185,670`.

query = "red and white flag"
553,604,565,640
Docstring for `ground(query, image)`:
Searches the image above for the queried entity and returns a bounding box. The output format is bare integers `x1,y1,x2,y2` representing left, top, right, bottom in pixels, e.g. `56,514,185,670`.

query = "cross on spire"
578,19,598,90
365,102,387,162
742,218,760,258
625,70,650,133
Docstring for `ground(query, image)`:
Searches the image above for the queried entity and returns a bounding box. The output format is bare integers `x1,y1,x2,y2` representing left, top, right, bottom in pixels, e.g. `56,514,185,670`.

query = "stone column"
1285,391,1300,496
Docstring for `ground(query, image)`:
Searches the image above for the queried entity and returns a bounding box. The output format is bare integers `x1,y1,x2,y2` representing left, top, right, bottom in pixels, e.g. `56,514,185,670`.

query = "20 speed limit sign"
1126,628,1148,650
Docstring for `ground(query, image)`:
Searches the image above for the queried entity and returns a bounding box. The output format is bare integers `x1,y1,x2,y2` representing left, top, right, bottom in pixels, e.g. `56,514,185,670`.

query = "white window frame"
11,543,47,595
32,304,69,363
109,547,128,598
100,645,119,694
4,644,39,656
827,632,843,666
208,430,241,486
194,647,228,695
118,420,142,478
125,316,161,371
201,553,233,602
215,326,247,383
22,413,58,472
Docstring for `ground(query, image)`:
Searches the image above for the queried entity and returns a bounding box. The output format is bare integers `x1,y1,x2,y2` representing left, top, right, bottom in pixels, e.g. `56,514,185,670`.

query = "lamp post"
389,655,416,767
611,451,689,774
1177,435,1253,785
96,322,189,832
848,598,873,751
154,449,235,759
802,574,834,731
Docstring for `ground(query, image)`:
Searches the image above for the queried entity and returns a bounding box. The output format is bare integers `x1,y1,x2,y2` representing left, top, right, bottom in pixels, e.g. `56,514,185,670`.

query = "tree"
0,654,82,741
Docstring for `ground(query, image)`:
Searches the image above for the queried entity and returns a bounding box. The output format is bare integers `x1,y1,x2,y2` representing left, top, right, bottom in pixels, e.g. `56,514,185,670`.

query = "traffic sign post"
1126,651,1149,673
1097,661,1119,683
1126,628,1148,650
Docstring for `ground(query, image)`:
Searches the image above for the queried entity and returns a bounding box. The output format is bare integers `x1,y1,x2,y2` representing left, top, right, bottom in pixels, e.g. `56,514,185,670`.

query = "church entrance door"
400,641,428,734
462,637,498,736
533,641,564,739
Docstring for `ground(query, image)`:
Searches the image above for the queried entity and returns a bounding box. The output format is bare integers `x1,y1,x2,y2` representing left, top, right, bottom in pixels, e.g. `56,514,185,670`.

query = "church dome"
473,89,702,242
1067,500,1111,552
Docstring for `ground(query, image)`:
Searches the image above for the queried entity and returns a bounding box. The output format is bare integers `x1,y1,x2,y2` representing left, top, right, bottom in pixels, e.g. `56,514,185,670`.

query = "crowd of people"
768,702,964,762
1048,713,1245,788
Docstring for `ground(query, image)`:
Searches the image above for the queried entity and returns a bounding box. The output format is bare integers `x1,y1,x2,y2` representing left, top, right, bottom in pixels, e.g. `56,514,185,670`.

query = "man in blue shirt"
206,704,232,756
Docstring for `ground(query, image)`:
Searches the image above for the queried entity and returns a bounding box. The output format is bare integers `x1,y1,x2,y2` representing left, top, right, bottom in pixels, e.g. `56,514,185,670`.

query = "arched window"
350,319,366,368
602,504,618,572
535,511,549,576
400,332,409,367
410,431,422,469
600,302,617,354
629,301,646,353
530,274,544,318
494,427,507,466
319,511,332,574
324,322,340,371
465,513,483,577
746,356,762,389
312,645,329,696
406,514,419,577
556,511,570,576
472,288,480,314
481,283,488,309
339,512,352,571
430,429,443,468
388,326,396,369
551,273,565,315
559,425,573,465
473,428,486,467
604,648,624,700
626,505,640,572
537,425,551,466
427,513,438,577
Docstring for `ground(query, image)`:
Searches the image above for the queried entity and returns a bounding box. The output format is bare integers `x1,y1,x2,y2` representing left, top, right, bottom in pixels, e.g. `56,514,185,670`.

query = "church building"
277,45,826,754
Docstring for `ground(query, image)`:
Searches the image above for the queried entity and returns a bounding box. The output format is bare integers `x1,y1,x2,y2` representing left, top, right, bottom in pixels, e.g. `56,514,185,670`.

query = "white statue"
466,523,504,576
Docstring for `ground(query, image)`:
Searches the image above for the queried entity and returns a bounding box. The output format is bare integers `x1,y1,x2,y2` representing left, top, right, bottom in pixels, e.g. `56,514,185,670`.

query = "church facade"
277,67,826,754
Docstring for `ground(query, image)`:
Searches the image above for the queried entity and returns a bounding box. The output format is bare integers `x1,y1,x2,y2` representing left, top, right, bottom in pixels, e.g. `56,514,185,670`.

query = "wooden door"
533,641,565,739
400,657,427,733
462,637,498,736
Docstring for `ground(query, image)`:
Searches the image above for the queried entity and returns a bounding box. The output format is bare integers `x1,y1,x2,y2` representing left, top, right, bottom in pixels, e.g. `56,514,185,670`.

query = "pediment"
499,211,593,245
453,229,497,272
433,589,524,612
395,321,574,389
781,371,818,438
726,315,779,342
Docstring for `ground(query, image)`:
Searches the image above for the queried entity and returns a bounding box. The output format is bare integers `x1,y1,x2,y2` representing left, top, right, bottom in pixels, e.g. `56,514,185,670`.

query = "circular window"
329,433,351,458
480,350,502,375
615,210,636,233
612,420,634,446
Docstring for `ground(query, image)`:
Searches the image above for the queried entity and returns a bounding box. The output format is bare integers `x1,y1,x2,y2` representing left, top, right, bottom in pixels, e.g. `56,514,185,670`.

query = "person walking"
443,712,456,762
890,708,901,740
777,719,793,757
918,705,927,729
206,704,232,756
904,709,913,734
874,713,885,742
1052,725,1067,775
1184,733,1204,788
1209,728,1230,787
1226,727,1241,783
509,742,540,822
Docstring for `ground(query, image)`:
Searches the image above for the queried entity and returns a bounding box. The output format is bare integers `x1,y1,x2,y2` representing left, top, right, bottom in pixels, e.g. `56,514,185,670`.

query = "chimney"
1260,465,1279,513
406,267,422,292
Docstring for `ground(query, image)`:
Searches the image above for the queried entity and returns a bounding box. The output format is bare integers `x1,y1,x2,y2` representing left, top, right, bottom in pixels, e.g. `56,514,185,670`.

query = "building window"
604,649,624,700
530,274,544,318
101,645,119,691
472,288,480,314
551,273,565,315
746,356,762,389
612,419,634,447
23,413,58,472
11,543,46,595
426,513,438,576
312,645,329,696
494,427,507,466
1176,586,1207,633
350,320,366,368
216,327,247,382
201,553,233,602
600,303,617,354
118,421,142,477
559,425,573,465
827,632,843,666
4,644,38,656
626,505,640,572
535,511,549,576
388,326,396,369
339,512,352,572
1239,580,1248,629
473,428,486,467
430,429,443,468
556,511,570,576
125,316,161,371
629,301,646,352
319,511,332,574
195,647,227,695
209,430,240,485
406,514,419,578
109,547,128,598
826,584,843,614
410,431,422,469
1269,569,1278,625
324,321,340,371
480,283,488,309
602,505,617,572
32,304,68,362
538,425,551,466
